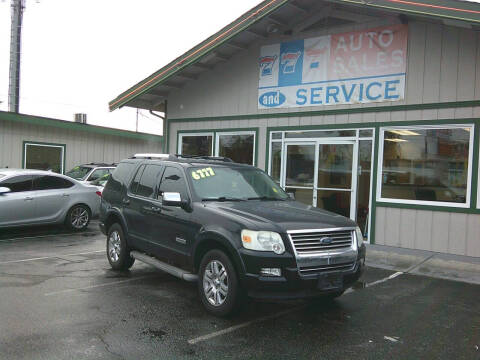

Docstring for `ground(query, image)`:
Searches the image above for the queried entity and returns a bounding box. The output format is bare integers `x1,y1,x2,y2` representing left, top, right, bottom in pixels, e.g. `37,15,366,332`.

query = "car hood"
204,200,356,232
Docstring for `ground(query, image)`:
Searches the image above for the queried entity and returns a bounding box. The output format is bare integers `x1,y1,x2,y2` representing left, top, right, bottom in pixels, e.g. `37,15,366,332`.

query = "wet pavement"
0,223,479,359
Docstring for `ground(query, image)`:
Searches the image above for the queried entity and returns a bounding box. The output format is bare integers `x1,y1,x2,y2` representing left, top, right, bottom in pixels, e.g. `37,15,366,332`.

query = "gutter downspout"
149,101,167,153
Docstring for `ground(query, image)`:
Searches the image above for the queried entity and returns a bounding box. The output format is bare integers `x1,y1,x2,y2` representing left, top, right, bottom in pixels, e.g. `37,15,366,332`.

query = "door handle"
151,206,161,213
141,205,161,214
24,196,34,201
62,193,70,197
122,198,130,205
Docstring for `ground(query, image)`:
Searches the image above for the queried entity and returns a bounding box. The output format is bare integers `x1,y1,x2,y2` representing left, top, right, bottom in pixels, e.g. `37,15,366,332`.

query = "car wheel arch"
193,233,245,277
104,210,127,232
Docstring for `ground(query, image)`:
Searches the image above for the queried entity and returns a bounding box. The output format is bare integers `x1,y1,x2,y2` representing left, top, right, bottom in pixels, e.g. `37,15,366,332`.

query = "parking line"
187,306,305,345
0,250,104,265
188,271,405,345
0,232,98,243
44,275,155,296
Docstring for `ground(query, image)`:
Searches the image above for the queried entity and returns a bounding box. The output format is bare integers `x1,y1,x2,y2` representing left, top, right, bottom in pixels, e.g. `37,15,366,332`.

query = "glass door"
283,142,316,206
282,140,358,220
316,141,357,219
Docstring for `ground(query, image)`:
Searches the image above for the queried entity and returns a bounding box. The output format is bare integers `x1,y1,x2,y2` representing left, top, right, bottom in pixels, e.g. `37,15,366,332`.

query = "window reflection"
381,127,471,204
285,145,315,187
181,135,212,156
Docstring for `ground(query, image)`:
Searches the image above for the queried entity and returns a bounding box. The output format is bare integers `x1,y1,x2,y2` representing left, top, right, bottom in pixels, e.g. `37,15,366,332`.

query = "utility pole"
8,0,25,113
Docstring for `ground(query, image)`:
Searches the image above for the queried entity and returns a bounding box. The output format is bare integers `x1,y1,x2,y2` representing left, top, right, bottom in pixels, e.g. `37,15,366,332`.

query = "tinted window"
1,175,33,192
129,165,145,194
159,167,187,200
106,162,136,193
136,165,163,198
33,175,74,190
218,134,254,164
181,135,212,156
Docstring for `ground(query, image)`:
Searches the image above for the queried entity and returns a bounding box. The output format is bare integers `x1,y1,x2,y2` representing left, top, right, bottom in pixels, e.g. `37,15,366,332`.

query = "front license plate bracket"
318,274,343,290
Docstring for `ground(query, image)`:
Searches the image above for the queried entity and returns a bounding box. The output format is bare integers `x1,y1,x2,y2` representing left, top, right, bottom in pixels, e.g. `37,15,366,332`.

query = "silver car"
0,169,100,231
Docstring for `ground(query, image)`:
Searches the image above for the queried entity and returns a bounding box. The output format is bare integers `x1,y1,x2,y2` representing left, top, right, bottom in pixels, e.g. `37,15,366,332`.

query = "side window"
88,169,109,181
129,165,145,194
1,175,33,192
158,167,187,200
33,175,73,190
135,165,163,198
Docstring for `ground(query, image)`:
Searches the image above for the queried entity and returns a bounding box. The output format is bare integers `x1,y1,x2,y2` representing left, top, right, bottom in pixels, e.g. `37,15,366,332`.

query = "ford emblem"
320,237,333,245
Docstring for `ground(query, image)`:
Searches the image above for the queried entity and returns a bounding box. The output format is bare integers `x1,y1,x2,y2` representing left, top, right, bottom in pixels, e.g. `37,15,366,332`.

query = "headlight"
241,230,285,254
355,226,364,248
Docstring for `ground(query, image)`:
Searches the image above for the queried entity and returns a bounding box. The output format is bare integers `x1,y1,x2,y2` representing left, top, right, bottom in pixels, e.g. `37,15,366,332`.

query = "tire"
65,204,90,231
106,223,135,271
198,249,242,317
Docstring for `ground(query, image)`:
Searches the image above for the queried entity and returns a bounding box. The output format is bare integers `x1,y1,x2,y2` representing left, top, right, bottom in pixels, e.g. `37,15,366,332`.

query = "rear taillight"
96,191,102,197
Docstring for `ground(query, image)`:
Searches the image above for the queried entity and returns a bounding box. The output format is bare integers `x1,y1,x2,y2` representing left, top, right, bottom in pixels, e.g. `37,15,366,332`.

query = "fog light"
260,268,281,277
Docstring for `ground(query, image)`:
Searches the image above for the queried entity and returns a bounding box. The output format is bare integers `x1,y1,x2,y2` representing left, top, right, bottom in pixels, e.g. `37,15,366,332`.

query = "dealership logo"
259,55,277,76
259,91,285,107
280,51,301,74
320,237,333,245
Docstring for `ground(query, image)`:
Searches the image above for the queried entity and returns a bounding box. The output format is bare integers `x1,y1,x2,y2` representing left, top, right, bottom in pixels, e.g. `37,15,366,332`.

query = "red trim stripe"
385,0,480,14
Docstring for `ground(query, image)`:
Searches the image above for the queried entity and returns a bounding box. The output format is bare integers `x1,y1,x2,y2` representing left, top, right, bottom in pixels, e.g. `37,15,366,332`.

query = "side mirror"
162,192,183,207
0,187,11,195
287,192,295,200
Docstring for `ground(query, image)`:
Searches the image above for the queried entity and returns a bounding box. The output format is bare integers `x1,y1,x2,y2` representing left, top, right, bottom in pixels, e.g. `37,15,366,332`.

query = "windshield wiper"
201,197,246,202
247,196,285,201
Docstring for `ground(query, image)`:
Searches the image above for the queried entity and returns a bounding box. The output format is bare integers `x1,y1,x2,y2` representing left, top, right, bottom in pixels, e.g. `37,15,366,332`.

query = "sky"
0,0,261,135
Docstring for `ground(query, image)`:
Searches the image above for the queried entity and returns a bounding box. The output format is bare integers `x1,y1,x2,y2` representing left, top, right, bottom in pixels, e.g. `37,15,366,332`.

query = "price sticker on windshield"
192,167,215,180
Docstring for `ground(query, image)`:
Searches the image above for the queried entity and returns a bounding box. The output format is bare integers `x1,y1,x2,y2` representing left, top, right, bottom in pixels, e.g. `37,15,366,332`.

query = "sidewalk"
365,244,480,285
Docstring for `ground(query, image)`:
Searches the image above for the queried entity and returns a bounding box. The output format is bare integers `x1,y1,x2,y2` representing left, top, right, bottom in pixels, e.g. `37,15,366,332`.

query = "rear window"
105,162,136,193
33,175,74,190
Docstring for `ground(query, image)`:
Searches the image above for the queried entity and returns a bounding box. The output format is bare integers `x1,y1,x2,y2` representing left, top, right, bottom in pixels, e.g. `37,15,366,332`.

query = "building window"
215,131,255,165
24,142,65,174
378,125,474,207
178,133,213,156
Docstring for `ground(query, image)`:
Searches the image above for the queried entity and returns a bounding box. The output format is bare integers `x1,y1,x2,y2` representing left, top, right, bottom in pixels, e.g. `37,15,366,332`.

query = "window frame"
177,132,214,156
377,124,475,208
23,141,66,174
215,130,256,165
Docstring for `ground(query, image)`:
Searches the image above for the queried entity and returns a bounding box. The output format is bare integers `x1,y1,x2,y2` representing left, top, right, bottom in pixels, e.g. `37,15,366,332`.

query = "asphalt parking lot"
0,222,479,360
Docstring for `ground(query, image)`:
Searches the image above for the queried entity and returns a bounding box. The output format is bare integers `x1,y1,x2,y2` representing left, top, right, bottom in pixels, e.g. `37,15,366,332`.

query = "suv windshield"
91,173,110,187
65,166,91,180
188,166,289,201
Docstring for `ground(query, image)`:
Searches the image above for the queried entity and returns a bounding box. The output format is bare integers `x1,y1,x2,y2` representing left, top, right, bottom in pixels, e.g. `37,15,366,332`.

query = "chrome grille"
289,229,353,254
299,262,355,275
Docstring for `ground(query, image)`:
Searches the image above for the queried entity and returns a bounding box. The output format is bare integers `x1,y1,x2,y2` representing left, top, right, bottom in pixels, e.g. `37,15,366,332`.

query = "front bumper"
239,244,366,300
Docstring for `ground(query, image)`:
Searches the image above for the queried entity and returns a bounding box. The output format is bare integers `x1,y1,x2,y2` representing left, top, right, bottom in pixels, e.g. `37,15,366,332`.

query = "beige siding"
168,20,479,119
165,18,480,257
0,119,163,171
375,208,480,257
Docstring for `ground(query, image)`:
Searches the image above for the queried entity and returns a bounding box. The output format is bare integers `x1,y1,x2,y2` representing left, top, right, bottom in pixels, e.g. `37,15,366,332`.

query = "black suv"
100,154,365,316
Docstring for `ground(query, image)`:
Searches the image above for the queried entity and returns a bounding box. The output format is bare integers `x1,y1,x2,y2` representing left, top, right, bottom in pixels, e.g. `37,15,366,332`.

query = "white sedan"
0,169,100,231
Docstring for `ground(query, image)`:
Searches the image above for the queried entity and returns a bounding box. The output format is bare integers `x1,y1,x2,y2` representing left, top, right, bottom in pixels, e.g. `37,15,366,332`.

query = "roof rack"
174,154,234,163
86,162,117,166
131,153,171,160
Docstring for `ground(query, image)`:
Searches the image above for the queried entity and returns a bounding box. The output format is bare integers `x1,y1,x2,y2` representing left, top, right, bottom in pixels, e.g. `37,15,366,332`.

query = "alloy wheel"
108,231,121,262
203,260,229,306
70,207,89,229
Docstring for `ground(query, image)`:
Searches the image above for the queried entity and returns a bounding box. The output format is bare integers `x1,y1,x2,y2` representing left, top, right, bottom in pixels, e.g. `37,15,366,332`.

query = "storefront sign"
258,24,408,109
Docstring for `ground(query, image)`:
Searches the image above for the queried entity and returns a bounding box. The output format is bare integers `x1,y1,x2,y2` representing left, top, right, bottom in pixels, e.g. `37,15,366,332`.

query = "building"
108,0,480,257
0,111,163,173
